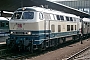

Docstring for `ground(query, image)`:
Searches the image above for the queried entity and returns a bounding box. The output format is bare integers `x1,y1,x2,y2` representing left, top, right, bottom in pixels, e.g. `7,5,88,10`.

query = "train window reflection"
22,12,34,19
67,25,70,31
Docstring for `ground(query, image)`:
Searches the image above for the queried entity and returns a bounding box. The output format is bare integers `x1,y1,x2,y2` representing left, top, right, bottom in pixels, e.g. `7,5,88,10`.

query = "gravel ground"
75,47,90,60
26,38,90,60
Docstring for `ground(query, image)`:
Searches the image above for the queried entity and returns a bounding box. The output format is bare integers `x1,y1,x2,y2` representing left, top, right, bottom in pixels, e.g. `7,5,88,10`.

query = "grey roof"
47,1,90,18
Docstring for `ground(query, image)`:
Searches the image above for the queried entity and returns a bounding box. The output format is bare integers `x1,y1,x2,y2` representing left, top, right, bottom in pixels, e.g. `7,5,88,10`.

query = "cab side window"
39,13,43,20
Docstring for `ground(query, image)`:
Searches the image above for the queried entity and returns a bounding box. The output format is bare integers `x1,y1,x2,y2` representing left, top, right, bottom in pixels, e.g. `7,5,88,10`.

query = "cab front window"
22,12,34,19
11,12,22,19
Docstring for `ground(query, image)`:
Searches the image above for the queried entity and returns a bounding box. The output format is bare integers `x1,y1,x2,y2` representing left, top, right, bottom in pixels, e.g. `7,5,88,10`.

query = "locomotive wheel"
54,38,59,46
59,39,64,44
60,37,66,44
72,35,76,40
27,46,31,51
40,41,46,50
38,44,43,52
25,45,33,52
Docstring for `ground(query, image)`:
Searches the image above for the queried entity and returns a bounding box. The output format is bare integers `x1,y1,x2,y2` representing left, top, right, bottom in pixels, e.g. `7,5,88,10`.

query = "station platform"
0,36,8,45
0,33,9,37
0,42,6,44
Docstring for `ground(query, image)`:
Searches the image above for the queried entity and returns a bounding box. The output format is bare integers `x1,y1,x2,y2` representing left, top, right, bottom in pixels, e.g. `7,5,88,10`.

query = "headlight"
27,32,31,35
11,32,13,34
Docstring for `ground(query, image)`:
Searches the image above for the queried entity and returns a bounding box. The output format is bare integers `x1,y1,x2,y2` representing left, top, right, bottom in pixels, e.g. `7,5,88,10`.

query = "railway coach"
6,6,89,51
0,17,9,36
82,18,90,39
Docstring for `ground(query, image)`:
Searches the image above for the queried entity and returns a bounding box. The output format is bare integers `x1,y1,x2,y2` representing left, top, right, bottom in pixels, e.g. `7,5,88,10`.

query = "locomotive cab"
9,7,41,35
11,11,34,21
7,7,43,51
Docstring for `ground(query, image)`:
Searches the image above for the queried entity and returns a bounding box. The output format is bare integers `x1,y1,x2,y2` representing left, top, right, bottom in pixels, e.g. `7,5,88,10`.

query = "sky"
47,0,77,2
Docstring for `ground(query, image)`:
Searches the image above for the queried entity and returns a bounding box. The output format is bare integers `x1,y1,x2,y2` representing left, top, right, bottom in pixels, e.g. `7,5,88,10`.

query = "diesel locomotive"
6,6,90,51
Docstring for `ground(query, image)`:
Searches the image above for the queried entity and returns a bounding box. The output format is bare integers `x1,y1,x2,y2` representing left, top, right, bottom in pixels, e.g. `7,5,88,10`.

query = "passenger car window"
60,15,64,20
56,15,60,20
51,25,55,32
75,25,76,30
43,13,51,20
58,25,61,32
70,17,73,21
66,17,69,21
67,25,70,31
71,25,73,30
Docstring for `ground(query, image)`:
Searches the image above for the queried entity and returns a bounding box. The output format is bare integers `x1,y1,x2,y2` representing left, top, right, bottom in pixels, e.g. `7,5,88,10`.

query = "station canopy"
50,1,90,18
33,0,90,18
1,0,90,18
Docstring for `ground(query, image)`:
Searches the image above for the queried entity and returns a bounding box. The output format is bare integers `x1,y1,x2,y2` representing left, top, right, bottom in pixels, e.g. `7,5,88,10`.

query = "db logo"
17,24,22,28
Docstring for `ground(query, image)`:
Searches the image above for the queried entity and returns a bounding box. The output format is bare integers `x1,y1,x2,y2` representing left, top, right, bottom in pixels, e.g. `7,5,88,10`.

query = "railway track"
63,46,90,60
0,50,38,60
0,44,6,49
0,40,81,60
0,38,88,60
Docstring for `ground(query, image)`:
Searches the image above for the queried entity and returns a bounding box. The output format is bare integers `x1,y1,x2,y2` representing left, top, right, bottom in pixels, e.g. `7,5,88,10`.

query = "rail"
63,46,90,60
